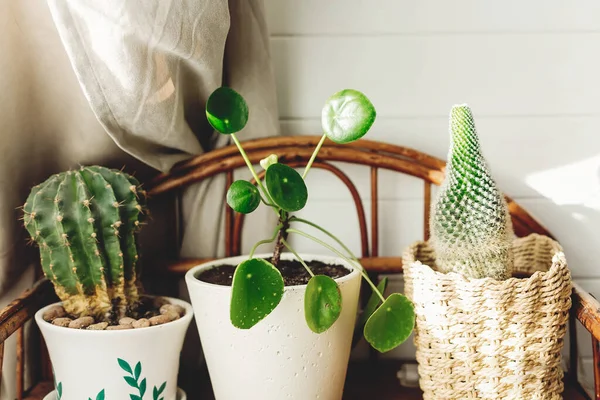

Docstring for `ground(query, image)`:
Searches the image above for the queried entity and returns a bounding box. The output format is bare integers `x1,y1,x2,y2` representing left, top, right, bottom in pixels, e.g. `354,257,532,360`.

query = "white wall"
263,0,600,393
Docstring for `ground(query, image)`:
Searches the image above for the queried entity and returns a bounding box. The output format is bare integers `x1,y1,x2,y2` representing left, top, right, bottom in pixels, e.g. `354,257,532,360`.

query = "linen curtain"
0,0,279,397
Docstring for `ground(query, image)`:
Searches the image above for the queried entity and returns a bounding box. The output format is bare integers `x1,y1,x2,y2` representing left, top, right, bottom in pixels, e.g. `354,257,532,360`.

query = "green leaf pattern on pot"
230,258,285,329
364,293,415,353
304,275,343,333
265,163,308,212
55,381,105,400
118,358,167,400
88,389,105,400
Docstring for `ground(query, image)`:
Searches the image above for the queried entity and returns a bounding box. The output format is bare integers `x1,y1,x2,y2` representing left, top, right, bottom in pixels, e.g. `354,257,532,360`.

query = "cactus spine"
23,166,146,320
430,105,514,280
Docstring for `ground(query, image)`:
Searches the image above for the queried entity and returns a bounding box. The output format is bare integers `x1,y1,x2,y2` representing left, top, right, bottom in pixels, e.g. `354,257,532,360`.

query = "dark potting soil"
196,258,351,286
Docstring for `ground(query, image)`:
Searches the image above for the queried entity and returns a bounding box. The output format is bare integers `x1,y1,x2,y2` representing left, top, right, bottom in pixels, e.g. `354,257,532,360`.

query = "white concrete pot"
34,297,193,400
185,253,361,400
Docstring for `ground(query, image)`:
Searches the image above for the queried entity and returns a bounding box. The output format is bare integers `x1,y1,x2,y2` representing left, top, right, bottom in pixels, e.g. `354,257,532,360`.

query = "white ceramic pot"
35,297,193,400
185,253,361,400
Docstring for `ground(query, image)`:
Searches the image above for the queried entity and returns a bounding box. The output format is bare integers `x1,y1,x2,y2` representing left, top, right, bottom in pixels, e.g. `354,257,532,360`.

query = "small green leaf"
96,389,105,400
134,361,141,380
118,358,133,374
364,293,415,353
230,258,284,329
139,378,147,397
206,87,249,134
130,395,142,400
305,275,342,333
265,163,308,212
124,376,138,388
321,89,376,144
227,180,261,214
57,382,62,397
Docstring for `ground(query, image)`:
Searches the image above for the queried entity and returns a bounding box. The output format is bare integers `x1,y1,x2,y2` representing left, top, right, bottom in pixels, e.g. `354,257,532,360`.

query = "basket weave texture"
403,234,572,400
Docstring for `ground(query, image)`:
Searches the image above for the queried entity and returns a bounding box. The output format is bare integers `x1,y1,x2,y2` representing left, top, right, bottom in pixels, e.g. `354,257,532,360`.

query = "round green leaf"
227,180,260,214
321,89,376,144
305,275,342,333
364,293,415,353
206,87,249,134
230,258,284,329
265,163,308,212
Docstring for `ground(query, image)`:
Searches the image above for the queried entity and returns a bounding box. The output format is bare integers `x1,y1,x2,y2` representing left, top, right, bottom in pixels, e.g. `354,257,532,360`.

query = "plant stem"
289,217,387,302
281,238,314,277
302,133,327,179
258,192,276,208
249,223,284,258
271,211,290,266
231,133,274,203
290,217,357,261
287,228,385,303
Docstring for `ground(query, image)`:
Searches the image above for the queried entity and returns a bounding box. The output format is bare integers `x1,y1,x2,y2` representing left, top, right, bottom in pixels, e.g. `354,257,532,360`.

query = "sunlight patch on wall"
525,154,600,212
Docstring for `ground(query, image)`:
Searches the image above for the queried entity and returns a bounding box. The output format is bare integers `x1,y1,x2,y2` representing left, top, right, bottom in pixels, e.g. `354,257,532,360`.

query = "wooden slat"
594,337,600,399
23,380,53,400
149,136,445,189
17,326,24,400
0,342,4,394
506,198,554,239
371,167,378,257
570,306,579,387
423,182,431,241
149,145,444,196
0,279,55,344
573,282,600,342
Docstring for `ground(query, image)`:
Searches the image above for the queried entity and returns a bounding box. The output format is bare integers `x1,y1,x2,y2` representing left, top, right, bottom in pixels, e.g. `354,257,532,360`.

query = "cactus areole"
430,105,514,280
23,166,147,321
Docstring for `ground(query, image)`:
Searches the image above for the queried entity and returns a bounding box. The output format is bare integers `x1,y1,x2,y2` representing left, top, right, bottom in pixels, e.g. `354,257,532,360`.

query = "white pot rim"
34,295,193,336
185,252,360,293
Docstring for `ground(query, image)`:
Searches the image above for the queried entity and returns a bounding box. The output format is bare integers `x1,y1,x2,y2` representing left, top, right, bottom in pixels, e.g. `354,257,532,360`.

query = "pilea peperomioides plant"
430,104,514,280
23,166,147,321
205,87,415,352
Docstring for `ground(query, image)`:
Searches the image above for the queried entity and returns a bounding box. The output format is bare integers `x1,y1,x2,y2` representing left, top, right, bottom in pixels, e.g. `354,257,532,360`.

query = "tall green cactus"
23,166,146,320
430,105,514,280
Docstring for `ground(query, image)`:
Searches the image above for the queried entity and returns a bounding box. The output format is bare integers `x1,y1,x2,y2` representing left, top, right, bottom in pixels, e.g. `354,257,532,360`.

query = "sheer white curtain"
0,0,279,397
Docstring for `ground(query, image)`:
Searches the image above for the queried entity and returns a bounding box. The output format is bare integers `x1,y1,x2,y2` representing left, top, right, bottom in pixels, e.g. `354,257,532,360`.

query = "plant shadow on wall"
204,87,416,351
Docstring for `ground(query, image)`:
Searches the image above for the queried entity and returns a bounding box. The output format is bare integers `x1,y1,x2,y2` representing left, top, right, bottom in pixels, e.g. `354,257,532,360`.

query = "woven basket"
403,234,572,400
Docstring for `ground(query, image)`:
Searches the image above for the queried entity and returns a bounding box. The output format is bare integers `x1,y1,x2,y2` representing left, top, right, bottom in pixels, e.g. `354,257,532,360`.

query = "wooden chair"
1,136,598,399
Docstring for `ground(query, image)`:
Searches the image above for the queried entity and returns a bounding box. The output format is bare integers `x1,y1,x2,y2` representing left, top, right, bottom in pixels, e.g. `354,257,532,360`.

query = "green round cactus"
430,105,514,280
23,166,147,320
